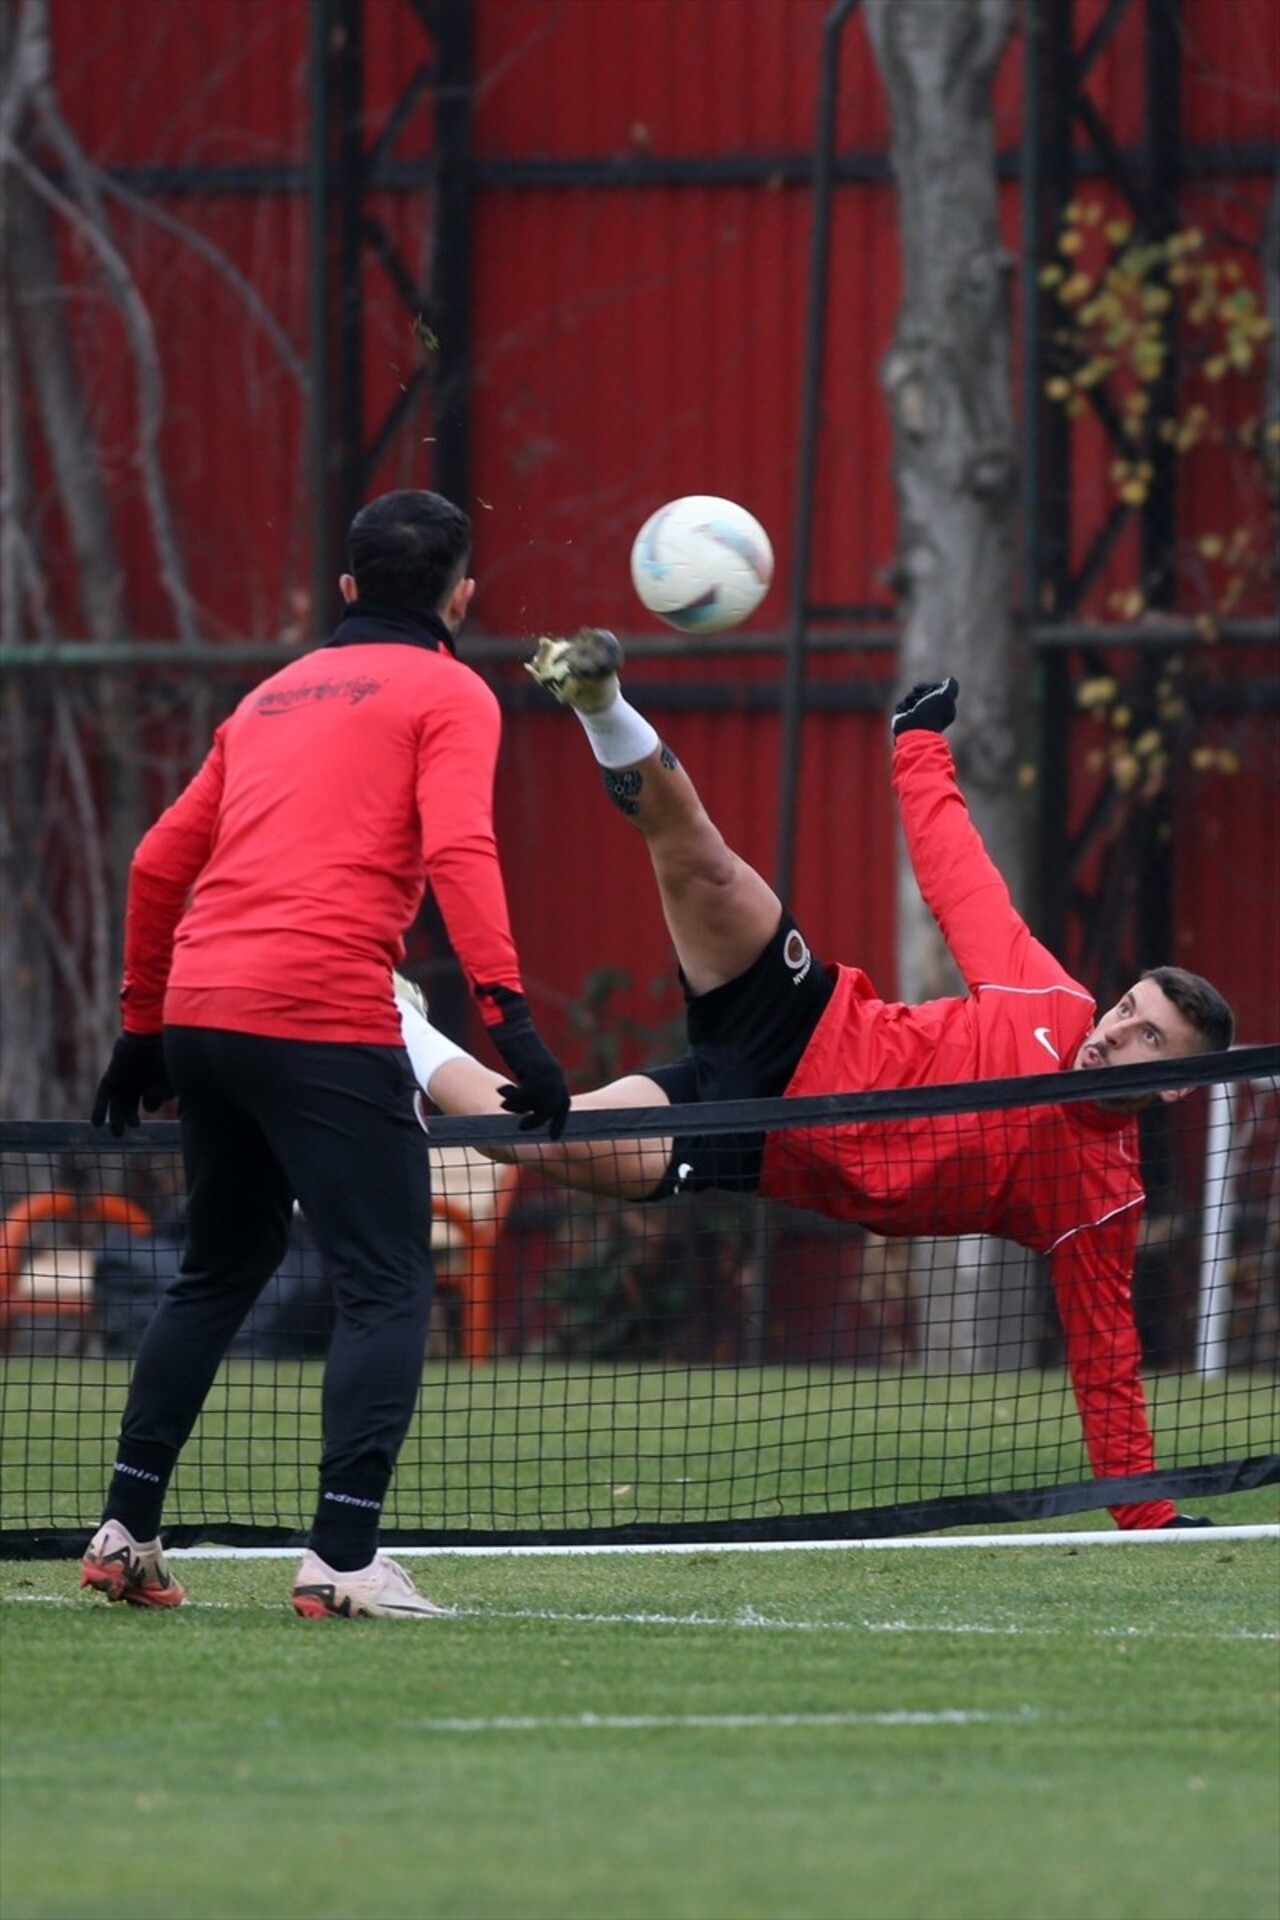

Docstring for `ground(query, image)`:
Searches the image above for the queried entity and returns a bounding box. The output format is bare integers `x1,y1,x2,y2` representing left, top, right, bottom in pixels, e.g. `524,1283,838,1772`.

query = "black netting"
3,1046,1277,1554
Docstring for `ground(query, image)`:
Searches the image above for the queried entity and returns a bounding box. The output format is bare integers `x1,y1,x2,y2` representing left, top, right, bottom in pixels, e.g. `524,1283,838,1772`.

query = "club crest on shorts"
783,928,812,984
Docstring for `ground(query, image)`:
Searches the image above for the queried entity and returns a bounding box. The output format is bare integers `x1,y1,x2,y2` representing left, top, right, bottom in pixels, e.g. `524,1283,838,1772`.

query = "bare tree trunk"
865,0,1023,1003
5,173,125,641
865,0,1028,1373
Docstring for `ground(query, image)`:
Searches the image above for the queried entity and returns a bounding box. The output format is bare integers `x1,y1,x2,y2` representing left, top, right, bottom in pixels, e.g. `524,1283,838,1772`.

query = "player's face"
1073,978,1202,1087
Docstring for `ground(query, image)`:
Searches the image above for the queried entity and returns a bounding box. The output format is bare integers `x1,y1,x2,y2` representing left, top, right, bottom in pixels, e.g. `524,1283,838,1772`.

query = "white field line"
5,1593,1276,1640
446,1607,1280,1640
166,1524,1278,1560
395,1708,1041,1734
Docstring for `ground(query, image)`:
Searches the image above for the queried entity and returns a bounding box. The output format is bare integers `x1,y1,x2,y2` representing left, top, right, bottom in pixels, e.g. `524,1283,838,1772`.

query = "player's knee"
657,834,740,902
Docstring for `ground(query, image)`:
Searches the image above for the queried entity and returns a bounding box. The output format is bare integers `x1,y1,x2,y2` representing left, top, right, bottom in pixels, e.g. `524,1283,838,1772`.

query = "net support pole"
1196,1079,1234,1376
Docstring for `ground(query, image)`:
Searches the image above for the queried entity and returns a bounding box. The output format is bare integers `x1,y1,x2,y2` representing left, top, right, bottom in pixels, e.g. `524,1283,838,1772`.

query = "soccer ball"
630,495,774,634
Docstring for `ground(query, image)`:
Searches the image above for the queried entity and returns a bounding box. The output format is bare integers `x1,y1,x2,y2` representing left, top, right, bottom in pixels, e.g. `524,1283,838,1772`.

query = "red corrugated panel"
34,0,1279,1055
47,0,311,636
52,0,308,166
1181,0,1280,141
470,177,819,634
1172,720,1280,1047
472,0,884,157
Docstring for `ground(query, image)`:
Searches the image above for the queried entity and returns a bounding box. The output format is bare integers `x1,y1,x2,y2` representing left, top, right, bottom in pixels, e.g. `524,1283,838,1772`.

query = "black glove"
892,676,960,737
485,990,571,1139
91,1032,175,1137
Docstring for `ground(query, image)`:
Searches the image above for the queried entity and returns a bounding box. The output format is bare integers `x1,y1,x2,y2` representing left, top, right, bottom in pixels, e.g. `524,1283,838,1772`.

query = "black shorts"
644,913,834,1197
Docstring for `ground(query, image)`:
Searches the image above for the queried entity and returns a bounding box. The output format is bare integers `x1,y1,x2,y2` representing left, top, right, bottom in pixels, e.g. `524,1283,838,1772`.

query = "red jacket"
763,731,1172,1527
121,627,524,1046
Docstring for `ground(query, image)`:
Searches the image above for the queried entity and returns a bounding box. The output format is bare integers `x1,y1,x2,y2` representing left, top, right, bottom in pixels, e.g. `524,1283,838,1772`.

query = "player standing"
83,490,569,1618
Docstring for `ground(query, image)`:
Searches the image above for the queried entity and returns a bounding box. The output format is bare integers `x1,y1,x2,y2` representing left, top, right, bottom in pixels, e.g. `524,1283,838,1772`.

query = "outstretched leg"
396,981,671,1201
527,631,781,995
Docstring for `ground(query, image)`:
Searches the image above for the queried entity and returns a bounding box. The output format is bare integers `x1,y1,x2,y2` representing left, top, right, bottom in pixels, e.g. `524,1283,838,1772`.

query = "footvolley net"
2,1047,1277,1555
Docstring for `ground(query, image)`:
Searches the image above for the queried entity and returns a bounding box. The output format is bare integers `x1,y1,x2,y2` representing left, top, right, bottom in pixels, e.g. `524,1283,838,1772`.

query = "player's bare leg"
396,980,670,1200
527,630,781,995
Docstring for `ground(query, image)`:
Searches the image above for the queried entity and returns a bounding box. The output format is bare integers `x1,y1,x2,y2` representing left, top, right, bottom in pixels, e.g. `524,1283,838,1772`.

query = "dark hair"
346,490,472,614
1142,966,1235,1053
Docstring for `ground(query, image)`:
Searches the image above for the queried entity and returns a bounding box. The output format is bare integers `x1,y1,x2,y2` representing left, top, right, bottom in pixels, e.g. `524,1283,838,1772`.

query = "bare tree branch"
98,171,310,393
0,0,199,643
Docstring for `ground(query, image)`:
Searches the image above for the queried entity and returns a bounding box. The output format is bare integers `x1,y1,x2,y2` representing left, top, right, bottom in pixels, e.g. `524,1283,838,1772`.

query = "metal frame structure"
307,0,473,619
1020,0,1276,1001
781,0,1275,1003
1022,0,1183,993
6,0,1272,1004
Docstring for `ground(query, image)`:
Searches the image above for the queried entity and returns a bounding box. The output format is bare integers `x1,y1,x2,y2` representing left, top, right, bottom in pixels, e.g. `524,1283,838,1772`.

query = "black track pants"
118,1028,434,1496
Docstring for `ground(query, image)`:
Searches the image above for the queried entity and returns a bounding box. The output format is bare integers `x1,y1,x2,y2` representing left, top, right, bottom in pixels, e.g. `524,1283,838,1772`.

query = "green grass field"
4,1359,1277,1536
3,1517,1278,1920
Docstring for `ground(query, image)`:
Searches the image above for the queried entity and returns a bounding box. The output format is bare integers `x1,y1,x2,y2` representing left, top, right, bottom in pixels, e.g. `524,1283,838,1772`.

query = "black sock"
103,1439,177,1540
310,1485,384,1572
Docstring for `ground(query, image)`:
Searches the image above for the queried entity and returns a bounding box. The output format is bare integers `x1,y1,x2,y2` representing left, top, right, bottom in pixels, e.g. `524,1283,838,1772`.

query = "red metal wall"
40,0,1280,1056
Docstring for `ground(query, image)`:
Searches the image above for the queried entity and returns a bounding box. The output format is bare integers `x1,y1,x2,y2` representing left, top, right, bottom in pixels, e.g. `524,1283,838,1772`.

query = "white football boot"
80,1519,186,1609
291,1550,452,1620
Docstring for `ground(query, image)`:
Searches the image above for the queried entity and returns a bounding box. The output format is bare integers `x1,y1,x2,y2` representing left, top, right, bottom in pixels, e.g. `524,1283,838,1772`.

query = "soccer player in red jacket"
402,630,1235,1532
82,490,569,1619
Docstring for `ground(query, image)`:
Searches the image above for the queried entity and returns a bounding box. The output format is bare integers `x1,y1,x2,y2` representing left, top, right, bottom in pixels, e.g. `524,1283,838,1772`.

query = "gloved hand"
91,1032,175,1137
892,676,960,737
486,991,571,1139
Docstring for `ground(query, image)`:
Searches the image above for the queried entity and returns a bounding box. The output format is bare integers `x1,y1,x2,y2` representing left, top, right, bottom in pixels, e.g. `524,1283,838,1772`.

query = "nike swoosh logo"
1033,1026,1060,1062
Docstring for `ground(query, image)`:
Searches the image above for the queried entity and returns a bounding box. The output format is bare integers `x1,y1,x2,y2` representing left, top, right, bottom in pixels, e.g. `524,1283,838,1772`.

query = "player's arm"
93,736,225,1133
890,684,1073,994
416,671,569,1136
1048,1212,1176,1529
121,734,226,1029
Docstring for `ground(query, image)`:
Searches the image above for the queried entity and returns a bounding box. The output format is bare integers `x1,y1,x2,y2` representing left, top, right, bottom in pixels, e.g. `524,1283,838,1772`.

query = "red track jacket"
763,731,1173,1528
120,621,525,1046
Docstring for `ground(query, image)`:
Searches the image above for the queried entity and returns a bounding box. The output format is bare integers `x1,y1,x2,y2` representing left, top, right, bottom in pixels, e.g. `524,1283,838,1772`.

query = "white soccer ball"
629,495,774,634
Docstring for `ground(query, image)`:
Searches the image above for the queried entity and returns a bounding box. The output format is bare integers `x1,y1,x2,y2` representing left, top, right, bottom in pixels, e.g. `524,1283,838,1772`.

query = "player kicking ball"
401,629,1233,1532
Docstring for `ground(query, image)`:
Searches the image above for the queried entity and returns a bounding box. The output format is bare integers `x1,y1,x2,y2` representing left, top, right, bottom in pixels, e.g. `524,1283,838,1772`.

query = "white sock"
574,693,659,770
397,997,471,1095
